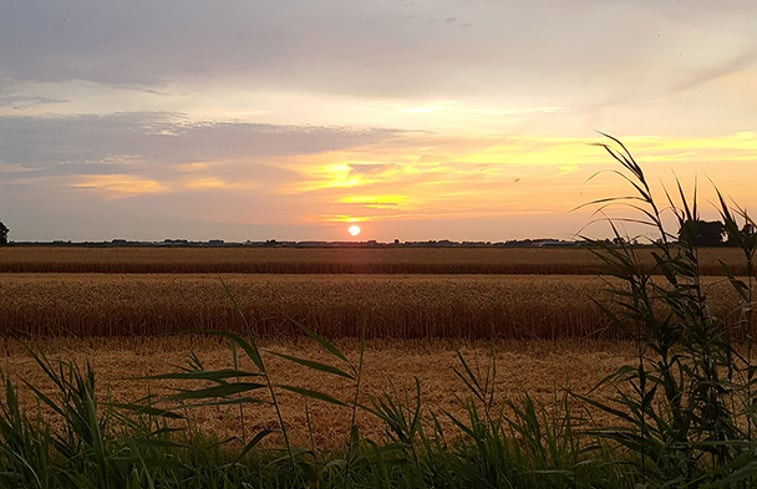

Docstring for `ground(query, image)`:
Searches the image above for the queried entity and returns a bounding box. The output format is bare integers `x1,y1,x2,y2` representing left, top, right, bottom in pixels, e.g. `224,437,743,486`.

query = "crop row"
0,246,752,275
0,274,749,339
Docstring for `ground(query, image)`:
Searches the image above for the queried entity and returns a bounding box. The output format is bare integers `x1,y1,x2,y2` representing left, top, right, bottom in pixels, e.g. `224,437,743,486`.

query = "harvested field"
0,246,751,275
0,273,749,339
0,336,634,450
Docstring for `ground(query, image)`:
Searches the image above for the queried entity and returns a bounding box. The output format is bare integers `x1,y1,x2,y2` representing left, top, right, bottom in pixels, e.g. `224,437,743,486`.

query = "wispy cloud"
0,113,401,192
0,94,66,110
669,46,757,94
3,0,755,102
71,174,166,198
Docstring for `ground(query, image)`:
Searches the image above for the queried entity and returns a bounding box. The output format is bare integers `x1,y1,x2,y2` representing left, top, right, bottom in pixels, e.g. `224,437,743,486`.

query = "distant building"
532,239,564,248
0,221,8,245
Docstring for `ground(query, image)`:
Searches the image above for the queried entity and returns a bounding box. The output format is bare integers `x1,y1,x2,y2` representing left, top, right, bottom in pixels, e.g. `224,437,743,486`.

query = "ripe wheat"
0,274,748,339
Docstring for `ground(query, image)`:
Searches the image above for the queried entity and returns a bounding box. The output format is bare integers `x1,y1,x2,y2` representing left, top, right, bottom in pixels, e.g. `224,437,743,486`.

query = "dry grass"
1,273,749,339
0,246,751,275
0,336,633,450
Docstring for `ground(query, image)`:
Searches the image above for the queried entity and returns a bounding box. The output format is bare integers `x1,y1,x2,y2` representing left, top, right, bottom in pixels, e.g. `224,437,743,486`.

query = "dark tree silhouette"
678,219,725,246
0,221,8,245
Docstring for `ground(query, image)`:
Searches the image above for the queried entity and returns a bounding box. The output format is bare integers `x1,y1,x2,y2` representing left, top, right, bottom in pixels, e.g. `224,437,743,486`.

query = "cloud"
0,94,66,110
3,0,756,102
0,111,406,207
0,112,401,176
3,2,757,242
669,46,757,93
71,174,166,198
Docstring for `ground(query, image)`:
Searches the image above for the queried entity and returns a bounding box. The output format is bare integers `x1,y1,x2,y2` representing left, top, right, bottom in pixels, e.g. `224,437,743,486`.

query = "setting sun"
348,225,361,237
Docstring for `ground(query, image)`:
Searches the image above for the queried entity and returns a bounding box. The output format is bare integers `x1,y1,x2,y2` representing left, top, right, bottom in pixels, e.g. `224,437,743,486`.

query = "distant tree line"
678,218,755,247
2,217,753,248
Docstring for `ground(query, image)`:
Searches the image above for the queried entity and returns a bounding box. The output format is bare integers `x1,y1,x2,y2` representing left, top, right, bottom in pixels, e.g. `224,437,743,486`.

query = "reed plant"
577,133,756,487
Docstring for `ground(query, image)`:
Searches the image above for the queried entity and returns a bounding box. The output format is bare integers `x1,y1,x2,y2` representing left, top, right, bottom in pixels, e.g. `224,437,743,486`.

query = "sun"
348,224,361,237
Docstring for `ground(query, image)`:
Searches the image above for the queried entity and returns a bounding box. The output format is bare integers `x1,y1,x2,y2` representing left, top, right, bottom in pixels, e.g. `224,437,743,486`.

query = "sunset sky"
1,0,756,242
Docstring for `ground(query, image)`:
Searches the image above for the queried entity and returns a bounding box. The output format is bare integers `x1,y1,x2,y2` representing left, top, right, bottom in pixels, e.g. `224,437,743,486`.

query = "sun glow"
348,225,361,237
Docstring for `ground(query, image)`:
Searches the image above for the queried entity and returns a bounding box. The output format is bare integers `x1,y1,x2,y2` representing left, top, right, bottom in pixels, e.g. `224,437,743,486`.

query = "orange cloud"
276,132,757,227
71,175,166,198
180,176,227,190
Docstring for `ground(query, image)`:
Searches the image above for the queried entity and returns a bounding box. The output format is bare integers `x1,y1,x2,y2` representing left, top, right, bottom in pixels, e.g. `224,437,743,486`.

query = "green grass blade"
267,351,354,380
289,319,350,365
204,330,265,373
163,382,266,401
104,402,184,419
141,368,263,382
237,428,278,460
276,385,348,407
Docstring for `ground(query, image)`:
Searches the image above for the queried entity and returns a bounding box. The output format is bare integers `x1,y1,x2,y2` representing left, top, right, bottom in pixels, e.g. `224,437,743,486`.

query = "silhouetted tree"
0,221,8,245
678,219,725,246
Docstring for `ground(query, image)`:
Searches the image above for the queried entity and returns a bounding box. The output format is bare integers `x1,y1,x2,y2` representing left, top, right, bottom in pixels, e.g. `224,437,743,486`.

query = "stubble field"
0,336,632,449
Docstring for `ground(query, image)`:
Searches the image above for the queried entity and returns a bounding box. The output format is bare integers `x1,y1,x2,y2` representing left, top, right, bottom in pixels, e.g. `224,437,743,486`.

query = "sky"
1,0,756,242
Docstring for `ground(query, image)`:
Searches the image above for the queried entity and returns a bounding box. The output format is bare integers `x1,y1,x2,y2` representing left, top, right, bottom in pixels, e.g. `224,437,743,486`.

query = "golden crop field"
0,245,752,275
0,273,748,339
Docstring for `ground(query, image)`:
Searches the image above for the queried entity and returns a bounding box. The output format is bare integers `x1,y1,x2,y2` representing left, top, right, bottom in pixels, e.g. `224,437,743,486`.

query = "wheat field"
0,246,751,275
0,273,748,339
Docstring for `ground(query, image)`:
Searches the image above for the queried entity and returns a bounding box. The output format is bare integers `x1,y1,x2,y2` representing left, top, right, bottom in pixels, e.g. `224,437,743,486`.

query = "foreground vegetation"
1,137,755,487
1,337,630,450
0,343,627,489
